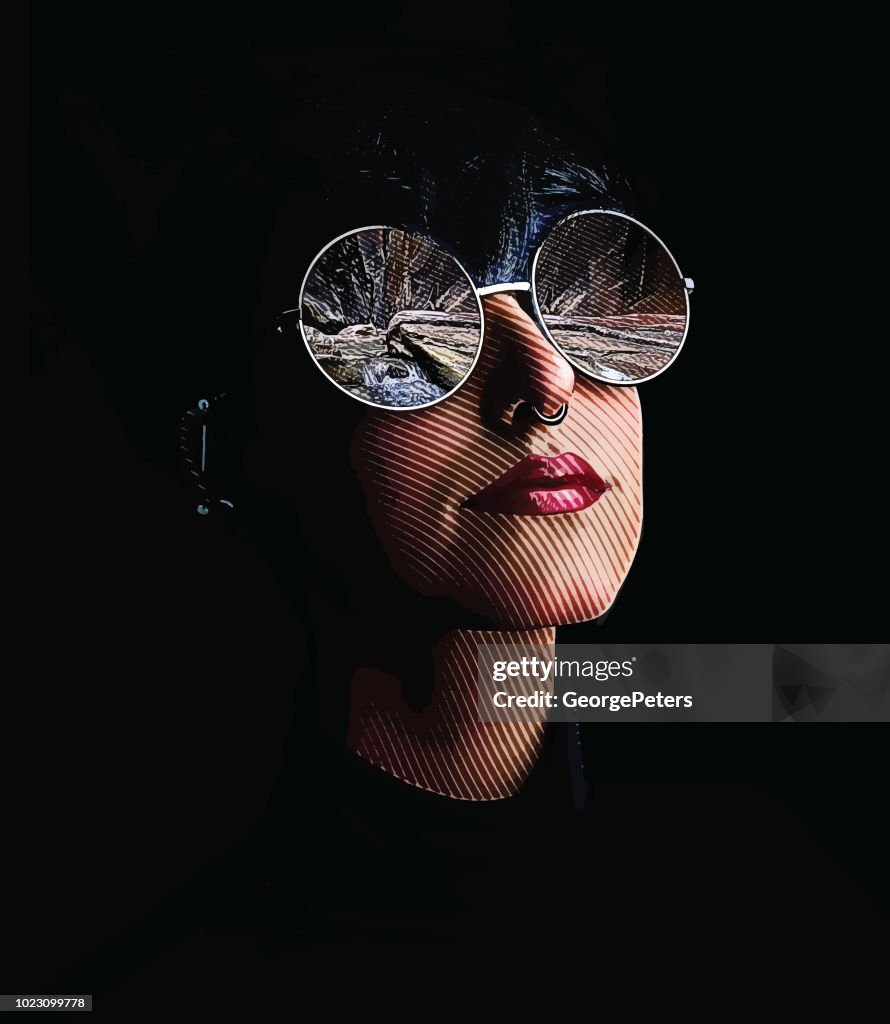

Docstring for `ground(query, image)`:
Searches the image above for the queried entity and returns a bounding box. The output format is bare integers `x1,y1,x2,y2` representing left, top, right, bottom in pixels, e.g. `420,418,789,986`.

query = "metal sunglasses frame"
296,209,695,411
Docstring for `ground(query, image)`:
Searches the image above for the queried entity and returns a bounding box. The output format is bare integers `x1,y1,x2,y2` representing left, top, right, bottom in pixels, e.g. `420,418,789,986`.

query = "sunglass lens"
300,228,483,409
534,212,688,383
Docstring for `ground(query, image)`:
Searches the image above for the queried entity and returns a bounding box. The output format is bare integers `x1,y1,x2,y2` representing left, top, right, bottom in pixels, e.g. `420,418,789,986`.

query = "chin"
456,578,626,631
396,531,636,631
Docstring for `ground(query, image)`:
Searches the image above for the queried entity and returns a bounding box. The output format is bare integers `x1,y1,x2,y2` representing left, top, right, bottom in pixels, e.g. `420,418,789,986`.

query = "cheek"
566,381,642,498
556,383,644,612
351,385,494,521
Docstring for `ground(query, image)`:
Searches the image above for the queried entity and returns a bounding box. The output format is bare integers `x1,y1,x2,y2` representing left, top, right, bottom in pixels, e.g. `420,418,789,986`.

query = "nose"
479,292,575,429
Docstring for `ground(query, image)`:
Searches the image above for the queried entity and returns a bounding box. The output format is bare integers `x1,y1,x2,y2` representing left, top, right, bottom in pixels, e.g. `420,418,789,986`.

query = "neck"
346,625,555,801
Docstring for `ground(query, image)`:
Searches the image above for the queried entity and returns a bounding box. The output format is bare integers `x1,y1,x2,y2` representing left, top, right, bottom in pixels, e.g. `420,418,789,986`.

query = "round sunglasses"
287,210,694,411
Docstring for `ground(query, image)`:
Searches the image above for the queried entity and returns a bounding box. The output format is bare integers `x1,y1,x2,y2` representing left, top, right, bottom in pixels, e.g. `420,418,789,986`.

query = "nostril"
512,401,536,425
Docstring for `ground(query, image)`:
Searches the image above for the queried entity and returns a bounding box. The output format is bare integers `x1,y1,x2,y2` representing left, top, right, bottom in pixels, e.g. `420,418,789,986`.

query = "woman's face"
351,291,643,630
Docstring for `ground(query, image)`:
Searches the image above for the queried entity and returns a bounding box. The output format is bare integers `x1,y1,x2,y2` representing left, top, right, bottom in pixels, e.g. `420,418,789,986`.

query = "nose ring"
532,403,569,426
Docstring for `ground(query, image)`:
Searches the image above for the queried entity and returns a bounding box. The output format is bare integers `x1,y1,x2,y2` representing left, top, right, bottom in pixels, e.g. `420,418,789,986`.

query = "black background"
23,2,886,991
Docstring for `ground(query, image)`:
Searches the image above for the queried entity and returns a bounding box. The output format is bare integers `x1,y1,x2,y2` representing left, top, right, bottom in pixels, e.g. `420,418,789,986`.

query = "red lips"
463,453,611,516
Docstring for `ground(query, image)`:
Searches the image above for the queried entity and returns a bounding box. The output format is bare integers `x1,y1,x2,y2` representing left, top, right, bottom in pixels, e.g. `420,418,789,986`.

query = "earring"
179,395,237,517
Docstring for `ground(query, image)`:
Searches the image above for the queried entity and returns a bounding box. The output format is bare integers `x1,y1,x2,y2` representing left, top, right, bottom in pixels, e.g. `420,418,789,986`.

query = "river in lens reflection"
353,357,445,407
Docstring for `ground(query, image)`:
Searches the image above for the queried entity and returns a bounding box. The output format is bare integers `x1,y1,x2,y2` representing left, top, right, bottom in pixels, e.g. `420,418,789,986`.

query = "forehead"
325,108,630,286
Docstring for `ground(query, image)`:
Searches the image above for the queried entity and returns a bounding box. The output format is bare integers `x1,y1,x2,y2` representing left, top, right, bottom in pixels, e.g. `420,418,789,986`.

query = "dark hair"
224,57,634,345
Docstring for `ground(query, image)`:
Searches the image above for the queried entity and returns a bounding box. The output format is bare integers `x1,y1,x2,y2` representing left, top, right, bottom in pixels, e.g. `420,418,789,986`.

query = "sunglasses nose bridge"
476,281,542,337
476,281,532,297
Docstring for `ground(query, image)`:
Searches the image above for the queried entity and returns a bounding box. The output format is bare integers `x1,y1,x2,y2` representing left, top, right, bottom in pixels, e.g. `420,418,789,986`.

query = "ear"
178,394,242,521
